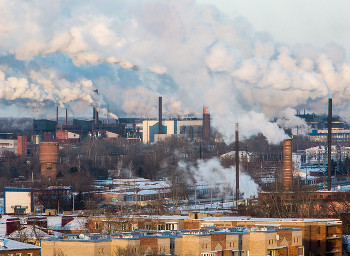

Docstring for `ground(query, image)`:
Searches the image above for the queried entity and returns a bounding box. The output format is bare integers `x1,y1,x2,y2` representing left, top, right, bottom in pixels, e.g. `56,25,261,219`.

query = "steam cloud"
0,0,348,143
178,158,258,199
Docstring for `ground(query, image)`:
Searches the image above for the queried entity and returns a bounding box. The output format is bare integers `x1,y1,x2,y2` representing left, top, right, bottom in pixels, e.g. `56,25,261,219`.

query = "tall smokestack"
56,106,58,125
203,106,210,140
282,139,293,191
93,89,99,125
235,123,239,209
328,98,332,191
65,109,68,126
159,97,162,134
94,108,98,125
107,104,109,124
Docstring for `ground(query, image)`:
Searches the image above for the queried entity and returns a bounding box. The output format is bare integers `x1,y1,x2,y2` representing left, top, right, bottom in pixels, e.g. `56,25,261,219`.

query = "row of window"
95,222,178,231
0,254,32,256
294,237,300,243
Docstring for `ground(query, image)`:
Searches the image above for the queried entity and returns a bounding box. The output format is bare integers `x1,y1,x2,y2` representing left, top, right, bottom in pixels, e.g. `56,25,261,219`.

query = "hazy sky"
1,0,350,142
198,0,350,59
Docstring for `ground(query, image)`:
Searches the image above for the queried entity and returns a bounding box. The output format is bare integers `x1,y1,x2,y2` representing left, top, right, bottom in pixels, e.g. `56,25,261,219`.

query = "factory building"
33,119,56,134
0,133,18,155
310,129,350,142
142,119,203,143
4,188,33,214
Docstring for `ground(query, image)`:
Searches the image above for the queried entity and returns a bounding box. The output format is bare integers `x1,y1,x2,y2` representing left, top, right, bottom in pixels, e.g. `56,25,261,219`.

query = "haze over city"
2,1,350,255
1,0,350,144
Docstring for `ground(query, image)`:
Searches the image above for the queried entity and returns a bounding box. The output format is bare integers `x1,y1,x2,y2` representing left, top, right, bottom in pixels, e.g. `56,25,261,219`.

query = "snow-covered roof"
63,217,88,231
0,237,40,250
9,225,52,239
220,151,254,157
47,216,62,229
201,216,341,223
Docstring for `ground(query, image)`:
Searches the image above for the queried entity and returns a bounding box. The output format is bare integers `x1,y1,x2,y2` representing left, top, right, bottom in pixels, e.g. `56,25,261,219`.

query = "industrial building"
142,119,204,143
4,187,73,214
4,188,33,214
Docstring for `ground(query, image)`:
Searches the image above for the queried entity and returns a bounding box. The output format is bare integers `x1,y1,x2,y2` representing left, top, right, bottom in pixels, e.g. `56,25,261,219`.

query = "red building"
17,136,27,157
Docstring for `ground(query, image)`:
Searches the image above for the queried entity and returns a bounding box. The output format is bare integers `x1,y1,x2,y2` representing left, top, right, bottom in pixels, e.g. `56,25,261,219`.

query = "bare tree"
113,245,140,256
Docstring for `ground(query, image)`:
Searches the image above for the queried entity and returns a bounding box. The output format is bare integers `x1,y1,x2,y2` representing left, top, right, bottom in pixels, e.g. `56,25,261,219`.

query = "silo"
39,142,59,179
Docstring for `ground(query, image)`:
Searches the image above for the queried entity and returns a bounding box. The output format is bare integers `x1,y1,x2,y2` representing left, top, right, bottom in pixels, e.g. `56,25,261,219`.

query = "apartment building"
193,217,341,256
0,237,41,256
87,215,340,256
41,225,303,256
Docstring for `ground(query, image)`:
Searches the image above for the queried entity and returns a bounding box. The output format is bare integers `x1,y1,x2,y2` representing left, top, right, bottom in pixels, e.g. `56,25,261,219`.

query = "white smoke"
178,158,258,199
99,107,118,120
276,108,310,136
0,0,348,143
0,68,103,115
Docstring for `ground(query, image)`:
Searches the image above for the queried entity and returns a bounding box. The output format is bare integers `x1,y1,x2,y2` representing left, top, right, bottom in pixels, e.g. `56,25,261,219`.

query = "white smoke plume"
0,0,349,143
276,108,310,136
99,107,118,120
178,158,258,199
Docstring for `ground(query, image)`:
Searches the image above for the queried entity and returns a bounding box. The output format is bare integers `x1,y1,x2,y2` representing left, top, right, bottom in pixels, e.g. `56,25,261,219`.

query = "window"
230,242,235,247
131,223,138,231
165,222,178,230
27,253,33,256
119,223,126,231
16,254,22,256
268,250,278,256
95,222,101,229
268,239,274,245
317,240,321,248
157,224,163,230
202,243,208,248
298,247,304,256
317,226,321,234
145,223,151,230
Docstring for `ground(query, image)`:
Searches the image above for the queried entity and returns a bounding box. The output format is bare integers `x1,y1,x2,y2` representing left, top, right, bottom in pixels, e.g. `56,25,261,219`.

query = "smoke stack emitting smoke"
0,0,347,144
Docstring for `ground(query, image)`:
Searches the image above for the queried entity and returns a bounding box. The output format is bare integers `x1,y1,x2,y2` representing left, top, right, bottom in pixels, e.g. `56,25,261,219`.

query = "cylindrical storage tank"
39,142,59,179
282,139,293,191
32,135,42,145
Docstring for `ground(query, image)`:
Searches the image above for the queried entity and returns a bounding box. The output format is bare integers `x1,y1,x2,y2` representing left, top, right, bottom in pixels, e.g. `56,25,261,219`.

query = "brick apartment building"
87,215,341,256
41,226,304,256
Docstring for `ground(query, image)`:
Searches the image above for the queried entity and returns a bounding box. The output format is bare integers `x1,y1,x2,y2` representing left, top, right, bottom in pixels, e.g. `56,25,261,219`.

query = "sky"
198,0,350,56
0,0,350,144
